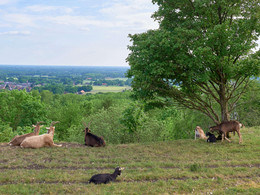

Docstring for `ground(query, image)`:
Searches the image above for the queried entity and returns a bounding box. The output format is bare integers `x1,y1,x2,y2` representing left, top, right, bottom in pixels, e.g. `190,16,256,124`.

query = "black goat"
206,132,216,143
89,167,124,184
84,127,106,147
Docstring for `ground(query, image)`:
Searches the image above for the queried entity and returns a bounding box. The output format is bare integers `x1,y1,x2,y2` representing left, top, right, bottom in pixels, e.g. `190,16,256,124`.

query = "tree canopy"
127,0,260,124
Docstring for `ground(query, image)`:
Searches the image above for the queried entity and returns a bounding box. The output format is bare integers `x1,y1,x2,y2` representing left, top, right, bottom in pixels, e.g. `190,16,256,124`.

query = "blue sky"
0,0,158,66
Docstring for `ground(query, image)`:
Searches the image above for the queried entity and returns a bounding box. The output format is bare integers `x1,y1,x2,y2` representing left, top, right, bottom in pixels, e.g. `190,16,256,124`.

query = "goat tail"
239,123,244,128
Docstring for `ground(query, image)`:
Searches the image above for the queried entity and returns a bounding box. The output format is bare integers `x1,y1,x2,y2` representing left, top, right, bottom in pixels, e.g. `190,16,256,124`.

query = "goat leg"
52,143,62,147
222,134,224,142
237,131,242,144
224,137,231,142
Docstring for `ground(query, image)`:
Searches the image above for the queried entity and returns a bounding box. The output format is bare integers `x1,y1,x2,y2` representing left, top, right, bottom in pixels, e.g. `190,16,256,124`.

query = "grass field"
0,127,259,194
87,86,131,94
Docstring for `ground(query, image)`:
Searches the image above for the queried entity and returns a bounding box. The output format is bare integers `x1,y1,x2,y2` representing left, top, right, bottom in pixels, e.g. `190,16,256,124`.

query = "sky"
0,0,159,66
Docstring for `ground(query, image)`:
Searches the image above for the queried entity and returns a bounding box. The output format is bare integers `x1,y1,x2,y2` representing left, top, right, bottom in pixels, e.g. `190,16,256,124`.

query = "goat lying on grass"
210,120,243,144
89,167,124,184
20,121,62,149
83,124,105,147
206,132,216,143
195,126,207,140
9,121,44,146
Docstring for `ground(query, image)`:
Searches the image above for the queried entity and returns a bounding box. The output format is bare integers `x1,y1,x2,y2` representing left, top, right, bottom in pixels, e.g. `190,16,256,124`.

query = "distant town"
0,81,32,92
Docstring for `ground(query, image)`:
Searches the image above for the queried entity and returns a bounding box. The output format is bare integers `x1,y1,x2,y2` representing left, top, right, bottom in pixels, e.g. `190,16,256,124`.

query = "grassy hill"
0,127,259,194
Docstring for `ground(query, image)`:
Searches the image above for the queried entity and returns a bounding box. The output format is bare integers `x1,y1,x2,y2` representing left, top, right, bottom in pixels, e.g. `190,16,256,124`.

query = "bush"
0,122,14,142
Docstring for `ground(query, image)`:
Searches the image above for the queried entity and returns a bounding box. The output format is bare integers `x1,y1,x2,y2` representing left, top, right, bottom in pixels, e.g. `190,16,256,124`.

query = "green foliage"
0,120,14,142
235,80,260,126
0,86,259,144
120,102,146,133
127,0,260,123
0,90,46,130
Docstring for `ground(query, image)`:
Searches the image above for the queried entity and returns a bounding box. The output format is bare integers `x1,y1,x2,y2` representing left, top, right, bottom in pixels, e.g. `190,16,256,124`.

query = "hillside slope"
0,127,259,194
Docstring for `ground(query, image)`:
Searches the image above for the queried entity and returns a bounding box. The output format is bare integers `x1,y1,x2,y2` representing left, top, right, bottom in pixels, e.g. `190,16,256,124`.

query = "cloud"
0,0,16,5
4,13,37,27
99,0,158,31
0,30,31,35
25,5,73,14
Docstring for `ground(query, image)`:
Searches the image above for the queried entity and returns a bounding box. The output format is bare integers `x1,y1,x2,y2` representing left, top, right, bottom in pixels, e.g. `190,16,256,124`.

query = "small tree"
127,0,260,124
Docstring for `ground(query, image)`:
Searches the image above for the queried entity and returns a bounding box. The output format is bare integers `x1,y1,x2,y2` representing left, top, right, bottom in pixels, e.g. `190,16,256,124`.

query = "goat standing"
210,120,243,144
9,121,44,146
20,121,62,149
89,167,124,184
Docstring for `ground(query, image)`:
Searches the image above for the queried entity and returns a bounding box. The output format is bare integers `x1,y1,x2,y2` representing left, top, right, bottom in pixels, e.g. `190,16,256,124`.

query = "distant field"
104,77,128,81
0,127,259,194
87,86,131,94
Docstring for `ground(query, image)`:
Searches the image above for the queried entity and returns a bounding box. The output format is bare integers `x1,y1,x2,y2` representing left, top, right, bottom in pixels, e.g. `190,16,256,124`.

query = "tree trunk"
219,82,230,123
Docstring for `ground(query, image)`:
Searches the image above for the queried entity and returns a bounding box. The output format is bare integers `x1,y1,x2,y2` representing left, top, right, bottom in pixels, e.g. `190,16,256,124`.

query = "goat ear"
46,127,50,130
32,125,36,128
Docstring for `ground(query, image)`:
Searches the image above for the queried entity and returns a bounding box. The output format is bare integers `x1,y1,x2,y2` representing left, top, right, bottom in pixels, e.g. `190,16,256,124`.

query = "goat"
83,122,105,147
89,167,124,184
9,121,44,146
210,120,243,144
206,132,217,143
20,121,62,149
195,126,207,140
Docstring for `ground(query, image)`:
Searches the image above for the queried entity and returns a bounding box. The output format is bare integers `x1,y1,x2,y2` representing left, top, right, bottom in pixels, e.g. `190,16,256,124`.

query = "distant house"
0,84,5,89
79,90,85,94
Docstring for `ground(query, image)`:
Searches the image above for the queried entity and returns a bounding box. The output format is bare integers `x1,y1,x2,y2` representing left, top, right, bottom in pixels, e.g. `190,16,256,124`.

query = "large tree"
127,0,260,124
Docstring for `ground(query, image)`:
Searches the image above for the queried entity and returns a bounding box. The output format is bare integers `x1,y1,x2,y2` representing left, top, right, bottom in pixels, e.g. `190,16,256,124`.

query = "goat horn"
51,121,60,126
36,121,44,125
82,121,87,128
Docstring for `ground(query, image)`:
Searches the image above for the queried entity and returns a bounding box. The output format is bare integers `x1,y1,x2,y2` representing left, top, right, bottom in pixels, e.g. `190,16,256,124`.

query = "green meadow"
0,126,259,194
87,86,131,94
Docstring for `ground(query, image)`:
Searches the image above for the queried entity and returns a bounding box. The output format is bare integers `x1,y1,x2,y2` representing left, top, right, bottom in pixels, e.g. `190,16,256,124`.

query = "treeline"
33,84,93,94
0,80,259,144
0,65,130,86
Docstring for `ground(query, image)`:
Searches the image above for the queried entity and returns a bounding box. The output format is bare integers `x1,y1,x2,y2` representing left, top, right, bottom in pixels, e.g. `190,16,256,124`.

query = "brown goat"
9,121,44,146
20,121,62,149
84,126,106,147
210,120,243,144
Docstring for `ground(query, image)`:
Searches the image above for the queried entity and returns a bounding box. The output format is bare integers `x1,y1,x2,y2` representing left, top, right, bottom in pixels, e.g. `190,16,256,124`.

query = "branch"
229,78,250,112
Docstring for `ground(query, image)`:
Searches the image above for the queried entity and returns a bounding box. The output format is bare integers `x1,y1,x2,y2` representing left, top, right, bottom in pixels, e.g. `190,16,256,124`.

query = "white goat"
20,121,62,149
195,126,207,140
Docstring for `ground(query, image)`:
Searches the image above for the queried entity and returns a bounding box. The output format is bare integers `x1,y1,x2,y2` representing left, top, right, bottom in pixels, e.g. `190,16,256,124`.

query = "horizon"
0,64,130,67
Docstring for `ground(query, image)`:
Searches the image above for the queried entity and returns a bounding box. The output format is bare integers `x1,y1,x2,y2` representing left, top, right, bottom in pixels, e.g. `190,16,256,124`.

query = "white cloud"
0,30,31,35
4,13,37,27
99,0,158,31
0,0,159,66
0,0,16,5
25,5,73,14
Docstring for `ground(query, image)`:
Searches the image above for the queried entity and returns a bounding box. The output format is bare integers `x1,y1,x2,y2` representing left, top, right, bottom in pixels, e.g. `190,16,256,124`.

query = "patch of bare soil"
0,143,9,148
